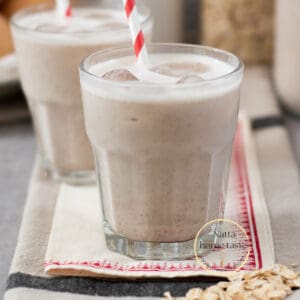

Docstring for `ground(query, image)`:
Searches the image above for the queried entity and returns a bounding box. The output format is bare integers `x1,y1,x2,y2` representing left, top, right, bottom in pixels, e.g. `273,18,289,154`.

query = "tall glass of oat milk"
11,0,153,184
80,44,243,260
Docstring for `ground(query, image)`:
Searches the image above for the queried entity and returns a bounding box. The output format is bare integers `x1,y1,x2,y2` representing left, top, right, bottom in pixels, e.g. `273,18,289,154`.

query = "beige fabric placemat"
44,114,274,279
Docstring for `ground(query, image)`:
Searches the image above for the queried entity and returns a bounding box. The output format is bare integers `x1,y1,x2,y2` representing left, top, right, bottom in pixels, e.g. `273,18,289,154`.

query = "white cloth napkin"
44,114,274,279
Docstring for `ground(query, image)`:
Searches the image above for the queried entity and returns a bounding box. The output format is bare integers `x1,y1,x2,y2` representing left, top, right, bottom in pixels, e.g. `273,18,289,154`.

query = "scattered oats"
227,281,243,295
186,288,203,299
217,281,230,289
267,289,287,299
287,277,300,289
217,290,227,300
244,278,267,290
243,296,257,300
228,272,244,282
293,277,300,288
163,292,174,299
252,287,268,299
267,275,283,285
200,291,219,300
162,265,300,300
278,265,298,280
206,286,222,294
242,291,256,299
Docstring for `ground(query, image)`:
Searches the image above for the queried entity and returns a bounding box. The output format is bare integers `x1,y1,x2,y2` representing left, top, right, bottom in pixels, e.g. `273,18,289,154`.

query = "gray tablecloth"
0,121,35,296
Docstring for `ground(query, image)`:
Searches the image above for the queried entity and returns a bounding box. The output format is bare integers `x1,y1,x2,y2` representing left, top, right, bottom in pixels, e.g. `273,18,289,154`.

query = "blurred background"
0,0,274,122
0,0,274,60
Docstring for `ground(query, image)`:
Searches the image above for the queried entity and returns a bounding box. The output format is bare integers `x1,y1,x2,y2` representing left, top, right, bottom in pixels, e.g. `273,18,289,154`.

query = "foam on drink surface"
18,8,128,33
91,54,235,85
82,53,240,102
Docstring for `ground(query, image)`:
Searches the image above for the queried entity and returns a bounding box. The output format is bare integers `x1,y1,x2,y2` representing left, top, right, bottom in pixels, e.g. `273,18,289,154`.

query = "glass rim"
10,0,152,36
80,43,244,89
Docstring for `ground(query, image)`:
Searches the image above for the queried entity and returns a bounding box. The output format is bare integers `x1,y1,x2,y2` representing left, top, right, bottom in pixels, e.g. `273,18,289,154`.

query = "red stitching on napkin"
45,122,262,273
44,260,206,272
235,124,262,269
44,260,254,272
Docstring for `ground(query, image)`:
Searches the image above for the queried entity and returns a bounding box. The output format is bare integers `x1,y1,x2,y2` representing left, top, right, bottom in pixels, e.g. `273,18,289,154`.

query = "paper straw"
55,0,72,18
122,0,149,66
122,0,178,84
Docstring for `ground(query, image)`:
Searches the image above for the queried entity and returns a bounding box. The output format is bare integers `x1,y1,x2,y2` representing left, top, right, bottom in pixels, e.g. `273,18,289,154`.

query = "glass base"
104,221,212,261
42,159,96,185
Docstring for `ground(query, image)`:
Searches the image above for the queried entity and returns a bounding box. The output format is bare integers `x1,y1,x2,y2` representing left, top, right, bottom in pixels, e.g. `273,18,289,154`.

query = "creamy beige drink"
80,45,243,259
11,0,153,183
274,0,300,111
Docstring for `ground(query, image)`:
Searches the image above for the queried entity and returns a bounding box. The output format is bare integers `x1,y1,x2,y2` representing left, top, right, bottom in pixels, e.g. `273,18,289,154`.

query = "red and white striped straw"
122,0,149,66
55,0,72,18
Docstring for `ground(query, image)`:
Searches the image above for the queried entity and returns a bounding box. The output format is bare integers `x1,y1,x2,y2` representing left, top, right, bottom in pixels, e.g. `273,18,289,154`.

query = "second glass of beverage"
11,0,153,184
